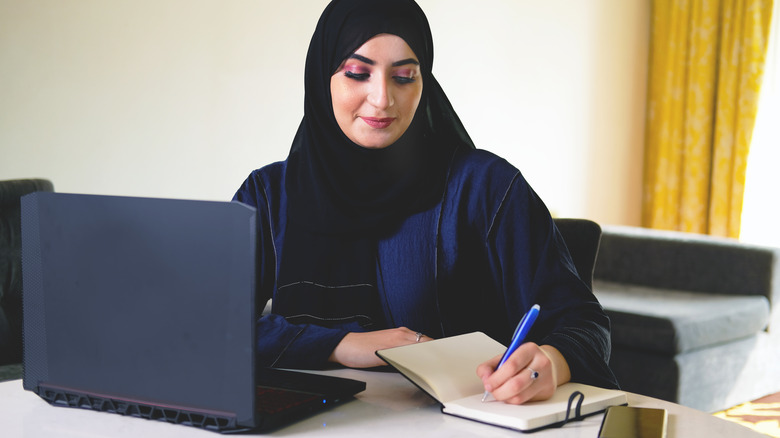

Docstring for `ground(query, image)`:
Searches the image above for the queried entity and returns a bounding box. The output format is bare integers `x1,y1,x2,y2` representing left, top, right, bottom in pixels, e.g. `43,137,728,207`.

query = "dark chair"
553,218,602,289
1,178,54,381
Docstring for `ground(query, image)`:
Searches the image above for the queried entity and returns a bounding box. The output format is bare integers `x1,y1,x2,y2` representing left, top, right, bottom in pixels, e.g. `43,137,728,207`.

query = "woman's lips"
360,117,395,129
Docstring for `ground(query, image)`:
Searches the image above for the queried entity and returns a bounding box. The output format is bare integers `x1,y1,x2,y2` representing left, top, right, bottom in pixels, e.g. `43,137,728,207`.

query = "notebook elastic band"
561,390,585,425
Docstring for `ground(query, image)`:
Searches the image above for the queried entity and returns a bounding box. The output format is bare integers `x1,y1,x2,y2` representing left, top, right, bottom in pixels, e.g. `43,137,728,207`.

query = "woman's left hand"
476,343,571,405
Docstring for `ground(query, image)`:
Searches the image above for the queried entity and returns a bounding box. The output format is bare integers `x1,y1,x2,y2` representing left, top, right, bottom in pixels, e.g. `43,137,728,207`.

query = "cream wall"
0,0,648,226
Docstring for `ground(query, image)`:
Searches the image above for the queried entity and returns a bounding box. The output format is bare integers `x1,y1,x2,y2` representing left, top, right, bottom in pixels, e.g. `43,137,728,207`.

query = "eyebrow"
348,54,420,67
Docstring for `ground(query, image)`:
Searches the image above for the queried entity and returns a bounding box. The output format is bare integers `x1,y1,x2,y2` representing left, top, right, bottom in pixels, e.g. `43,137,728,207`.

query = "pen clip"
510,312,529,339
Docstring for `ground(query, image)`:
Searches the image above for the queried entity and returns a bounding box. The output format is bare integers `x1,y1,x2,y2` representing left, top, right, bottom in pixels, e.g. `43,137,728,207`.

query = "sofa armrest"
594,225,779,306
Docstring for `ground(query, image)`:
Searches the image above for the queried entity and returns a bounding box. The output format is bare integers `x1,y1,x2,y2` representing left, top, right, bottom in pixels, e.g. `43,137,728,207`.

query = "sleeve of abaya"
254,314,349,369
233,170,349,369
484,171,620,390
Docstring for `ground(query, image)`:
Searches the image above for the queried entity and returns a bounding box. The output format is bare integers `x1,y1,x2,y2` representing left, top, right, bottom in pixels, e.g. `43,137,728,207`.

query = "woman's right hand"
328,327,432,368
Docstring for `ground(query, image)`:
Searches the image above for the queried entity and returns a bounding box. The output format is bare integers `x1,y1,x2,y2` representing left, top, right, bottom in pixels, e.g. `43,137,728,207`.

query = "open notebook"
377,332,627,432
21,192,365,433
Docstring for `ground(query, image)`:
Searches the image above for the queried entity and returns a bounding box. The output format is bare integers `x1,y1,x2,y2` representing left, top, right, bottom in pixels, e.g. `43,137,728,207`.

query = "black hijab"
274,0,475,329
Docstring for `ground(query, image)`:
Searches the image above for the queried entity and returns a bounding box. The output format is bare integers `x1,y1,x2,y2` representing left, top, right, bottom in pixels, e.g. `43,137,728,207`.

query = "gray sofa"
1,179,55,381
593,225,780,413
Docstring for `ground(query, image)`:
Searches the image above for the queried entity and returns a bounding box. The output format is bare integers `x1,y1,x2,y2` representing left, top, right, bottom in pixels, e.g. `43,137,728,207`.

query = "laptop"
20,192,366,433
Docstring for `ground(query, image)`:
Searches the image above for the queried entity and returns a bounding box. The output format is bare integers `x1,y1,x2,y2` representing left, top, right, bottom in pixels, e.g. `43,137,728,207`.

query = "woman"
233,0,619,405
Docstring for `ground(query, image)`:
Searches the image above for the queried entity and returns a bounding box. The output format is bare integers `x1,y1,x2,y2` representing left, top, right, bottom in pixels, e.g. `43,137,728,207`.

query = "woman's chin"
351,133,400,149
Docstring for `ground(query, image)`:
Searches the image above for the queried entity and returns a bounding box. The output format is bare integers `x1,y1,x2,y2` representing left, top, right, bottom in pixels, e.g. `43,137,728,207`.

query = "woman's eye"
393,69,417,84
393,76,416,84
344,71,369,81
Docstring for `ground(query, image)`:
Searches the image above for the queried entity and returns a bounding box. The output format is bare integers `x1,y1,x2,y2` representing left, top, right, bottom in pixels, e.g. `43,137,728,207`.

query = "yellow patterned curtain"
642,0,774,237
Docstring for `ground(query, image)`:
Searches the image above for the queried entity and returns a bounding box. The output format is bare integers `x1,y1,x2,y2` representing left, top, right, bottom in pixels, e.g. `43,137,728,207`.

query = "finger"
487,344,551,403
404,327,436,343
476,354,502,381
487,343,536,388
490,371,536,404
490,364,548,404
394,327,420,344
493,353,555,404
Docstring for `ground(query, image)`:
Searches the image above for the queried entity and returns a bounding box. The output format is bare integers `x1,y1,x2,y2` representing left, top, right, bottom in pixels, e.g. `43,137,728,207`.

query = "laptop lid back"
21,192,258,430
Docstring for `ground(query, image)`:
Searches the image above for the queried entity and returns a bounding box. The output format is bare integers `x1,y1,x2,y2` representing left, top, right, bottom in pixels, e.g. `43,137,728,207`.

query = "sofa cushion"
594,280,770,355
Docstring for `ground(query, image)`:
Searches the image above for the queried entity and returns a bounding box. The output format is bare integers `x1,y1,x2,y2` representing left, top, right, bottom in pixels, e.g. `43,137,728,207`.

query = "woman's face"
331,34,423,149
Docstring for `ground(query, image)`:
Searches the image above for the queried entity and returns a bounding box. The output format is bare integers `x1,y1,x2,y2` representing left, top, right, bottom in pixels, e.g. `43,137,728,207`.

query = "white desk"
0,370,765,437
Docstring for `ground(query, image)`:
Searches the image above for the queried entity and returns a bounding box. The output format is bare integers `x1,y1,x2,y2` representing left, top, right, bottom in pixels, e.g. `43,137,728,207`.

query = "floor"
716,392,780,437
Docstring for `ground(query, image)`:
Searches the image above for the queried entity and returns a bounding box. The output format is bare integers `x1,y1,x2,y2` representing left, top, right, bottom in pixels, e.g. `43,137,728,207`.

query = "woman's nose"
367,77,393,109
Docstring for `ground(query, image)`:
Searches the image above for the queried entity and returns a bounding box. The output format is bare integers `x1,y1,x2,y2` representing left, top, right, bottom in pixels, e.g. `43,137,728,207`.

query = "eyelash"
344,71,417,84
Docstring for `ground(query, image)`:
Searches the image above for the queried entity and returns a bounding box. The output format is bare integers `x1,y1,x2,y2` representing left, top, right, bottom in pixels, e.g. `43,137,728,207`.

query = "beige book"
376,332,627,432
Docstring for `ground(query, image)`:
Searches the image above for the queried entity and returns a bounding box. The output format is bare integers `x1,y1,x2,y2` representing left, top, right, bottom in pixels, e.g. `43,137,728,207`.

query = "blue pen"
481,304,541,402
